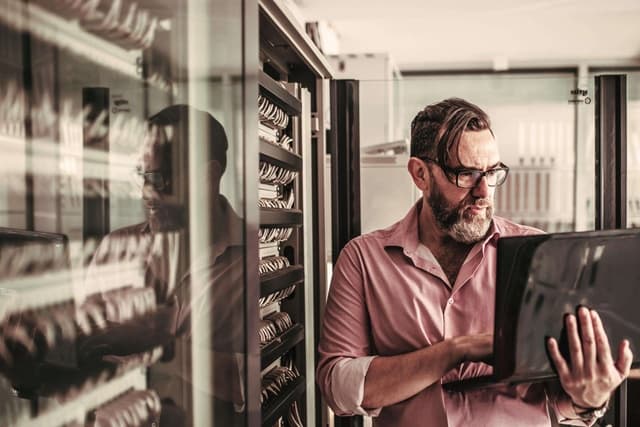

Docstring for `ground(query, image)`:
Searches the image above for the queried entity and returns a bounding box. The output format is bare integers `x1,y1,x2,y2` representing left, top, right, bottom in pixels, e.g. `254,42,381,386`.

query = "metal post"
330,79,361,264
594,74,627,231
594,74,627,427
329,79,362,427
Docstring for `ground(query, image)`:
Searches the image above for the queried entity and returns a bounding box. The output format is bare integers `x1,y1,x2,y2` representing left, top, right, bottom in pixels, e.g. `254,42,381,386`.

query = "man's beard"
427,177,493,244
147,203,185,232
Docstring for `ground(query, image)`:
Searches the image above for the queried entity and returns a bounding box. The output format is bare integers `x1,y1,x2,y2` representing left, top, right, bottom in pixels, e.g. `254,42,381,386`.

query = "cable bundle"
0,287,158,371
259,285,296,308
259,95,290,130
258,312,293,347
32,0,160,50
259,161,297,186
261,366,299,406
258,256,290,276
87,287,157,323
277,135,294,152
270,400,303,427
258,188,295,209
90,389,161,427
258,227,293,244
287,401,304,427
0,301,104,368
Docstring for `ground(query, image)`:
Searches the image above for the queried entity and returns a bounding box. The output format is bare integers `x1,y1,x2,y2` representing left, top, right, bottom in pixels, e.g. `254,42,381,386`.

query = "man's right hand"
451,333,493,365
362,333,494,409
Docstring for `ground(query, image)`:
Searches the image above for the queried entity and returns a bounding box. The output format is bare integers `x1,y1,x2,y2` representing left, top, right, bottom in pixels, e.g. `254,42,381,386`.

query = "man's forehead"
141,125,173,153
139,125,175,168
447,129,499,168
144,124,174,143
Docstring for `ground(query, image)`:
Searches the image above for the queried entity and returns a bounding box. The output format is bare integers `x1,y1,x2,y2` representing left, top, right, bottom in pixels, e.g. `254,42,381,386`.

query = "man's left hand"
547,307,633,409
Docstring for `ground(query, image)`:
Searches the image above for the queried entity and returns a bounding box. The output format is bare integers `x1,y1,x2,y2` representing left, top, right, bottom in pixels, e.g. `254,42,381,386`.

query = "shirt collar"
142,195,244,251
214,195,244,252
381,199,422,255
382,198,501,255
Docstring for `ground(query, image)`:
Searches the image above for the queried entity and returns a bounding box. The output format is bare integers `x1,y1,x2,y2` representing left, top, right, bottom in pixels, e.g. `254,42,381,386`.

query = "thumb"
615,339,633,377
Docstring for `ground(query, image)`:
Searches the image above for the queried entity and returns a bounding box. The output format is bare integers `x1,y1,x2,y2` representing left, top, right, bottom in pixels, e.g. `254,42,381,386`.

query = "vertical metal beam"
595,74,627,230
329,79,363,427
594,74,627,427
313,79,330,427
243,1,261,427
330,79,361,264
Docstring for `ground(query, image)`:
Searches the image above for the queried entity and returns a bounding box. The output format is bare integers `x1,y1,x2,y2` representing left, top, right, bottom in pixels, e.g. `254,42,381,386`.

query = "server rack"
258,1,333,425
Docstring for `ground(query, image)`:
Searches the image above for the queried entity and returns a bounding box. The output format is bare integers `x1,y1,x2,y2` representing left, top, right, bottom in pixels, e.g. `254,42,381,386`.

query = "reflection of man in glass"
86,104,245,426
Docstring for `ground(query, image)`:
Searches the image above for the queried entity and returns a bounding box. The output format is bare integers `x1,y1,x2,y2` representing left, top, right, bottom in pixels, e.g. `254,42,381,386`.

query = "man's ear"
407,157,429,192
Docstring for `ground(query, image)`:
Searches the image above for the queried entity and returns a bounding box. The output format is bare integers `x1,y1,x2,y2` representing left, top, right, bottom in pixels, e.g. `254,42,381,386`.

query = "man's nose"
471,175,491,199
142,182,159,199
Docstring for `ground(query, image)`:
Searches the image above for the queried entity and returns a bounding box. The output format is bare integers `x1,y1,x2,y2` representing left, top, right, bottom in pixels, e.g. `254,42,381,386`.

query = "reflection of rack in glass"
0,1,178,425
2,0,173,93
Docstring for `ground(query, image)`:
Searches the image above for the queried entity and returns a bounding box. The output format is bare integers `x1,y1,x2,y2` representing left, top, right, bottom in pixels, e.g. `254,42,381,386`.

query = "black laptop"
444,229,640,391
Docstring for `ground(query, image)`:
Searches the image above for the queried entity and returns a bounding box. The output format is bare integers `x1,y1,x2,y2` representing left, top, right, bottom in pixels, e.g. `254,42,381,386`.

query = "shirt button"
447,298,454,305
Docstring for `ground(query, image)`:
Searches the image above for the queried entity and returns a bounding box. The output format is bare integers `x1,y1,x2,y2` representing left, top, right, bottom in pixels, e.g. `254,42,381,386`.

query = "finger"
547,337,571,381
566,314,584,373
578,307,596,373
615,340,633,378
591,310,613,366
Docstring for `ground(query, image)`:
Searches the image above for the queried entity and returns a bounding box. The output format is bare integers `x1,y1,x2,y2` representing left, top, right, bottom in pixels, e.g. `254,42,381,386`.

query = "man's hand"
547,307,633,409
452,333,494,365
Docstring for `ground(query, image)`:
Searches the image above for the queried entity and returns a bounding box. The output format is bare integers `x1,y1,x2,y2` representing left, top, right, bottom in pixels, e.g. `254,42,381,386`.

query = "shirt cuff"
551,394,603,427
330,356,382,417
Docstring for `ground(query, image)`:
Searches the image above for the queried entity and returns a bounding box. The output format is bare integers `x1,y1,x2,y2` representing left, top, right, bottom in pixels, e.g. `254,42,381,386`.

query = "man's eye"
486,169,498,177
459,171,476,178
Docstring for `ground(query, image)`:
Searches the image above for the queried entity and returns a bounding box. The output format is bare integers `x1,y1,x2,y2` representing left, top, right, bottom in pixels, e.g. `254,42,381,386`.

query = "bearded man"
316,98,632,426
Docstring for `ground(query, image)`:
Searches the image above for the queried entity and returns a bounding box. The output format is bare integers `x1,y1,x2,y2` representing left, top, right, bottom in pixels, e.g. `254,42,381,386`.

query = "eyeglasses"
419,157,509,189
134,168,168,191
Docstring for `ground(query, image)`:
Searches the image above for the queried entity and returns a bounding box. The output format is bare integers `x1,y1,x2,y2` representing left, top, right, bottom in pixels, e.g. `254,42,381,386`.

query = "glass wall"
358,72,597,234
579,70,640,229
626,71,640,227
0,1,250,426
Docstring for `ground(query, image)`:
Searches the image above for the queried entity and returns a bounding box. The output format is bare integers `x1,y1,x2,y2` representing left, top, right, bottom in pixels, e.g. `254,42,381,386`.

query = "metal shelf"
259,139,302,171
260,265,304,297
259,70,301,116
26,368,146,427
261,375,305,426
260,208,303,227
261,323,304,369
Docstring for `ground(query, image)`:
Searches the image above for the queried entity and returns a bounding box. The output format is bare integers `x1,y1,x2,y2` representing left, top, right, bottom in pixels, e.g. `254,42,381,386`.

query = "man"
84,104,246,425
316,98,633,426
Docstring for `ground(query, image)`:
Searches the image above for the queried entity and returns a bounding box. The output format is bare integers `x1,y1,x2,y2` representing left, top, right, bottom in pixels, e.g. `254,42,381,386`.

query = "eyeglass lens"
457,168,508,188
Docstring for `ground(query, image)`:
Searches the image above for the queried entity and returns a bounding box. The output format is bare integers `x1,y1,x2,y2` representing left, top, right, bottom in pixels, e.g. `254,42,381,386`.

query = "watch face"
580,405,607,421
593,406,607,418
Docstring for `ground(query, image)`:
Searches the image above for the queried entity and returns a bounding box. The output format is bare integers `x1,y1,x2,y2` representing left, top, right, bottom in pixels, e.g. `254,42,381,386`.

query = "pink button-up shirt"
317,201,589,427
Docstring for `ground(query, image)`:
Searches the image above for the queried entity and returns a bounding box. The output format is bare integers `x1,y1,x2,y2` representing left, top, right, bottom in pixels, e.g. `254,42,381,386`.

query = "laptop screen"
493,229,640,384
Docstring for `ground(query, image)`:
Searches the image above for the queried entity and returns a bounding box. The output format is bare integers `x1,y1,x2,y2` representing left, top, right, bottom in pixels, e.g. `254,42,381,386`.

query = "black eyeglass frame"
418,156,510,189
135,168,170,192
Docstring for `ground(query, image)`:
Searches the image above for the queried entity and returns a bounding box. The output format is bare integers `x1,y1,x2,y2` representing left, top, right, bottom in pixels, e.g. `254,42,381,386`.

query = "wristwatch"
574,402,608,421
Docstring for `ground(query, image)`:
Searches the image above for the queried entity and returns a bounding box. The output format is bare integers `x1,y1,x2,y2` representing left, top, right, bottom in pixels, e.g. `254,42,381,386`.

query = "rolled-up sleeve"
316,240,382,416
544,382,599,426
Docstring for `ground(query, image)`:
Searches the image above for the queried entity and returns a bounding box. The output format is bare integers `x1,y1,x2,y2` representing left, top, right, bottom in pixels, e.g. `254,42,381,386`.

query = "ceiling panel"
294,0,640,69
